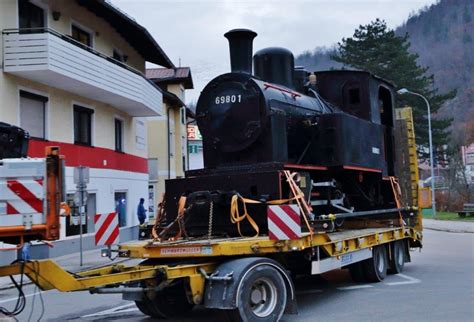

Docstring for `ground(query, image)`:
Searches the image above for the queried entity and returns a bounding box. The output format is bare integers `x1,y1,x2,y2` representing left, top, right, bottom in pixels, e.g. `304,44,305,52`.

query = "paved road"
0,229,472,321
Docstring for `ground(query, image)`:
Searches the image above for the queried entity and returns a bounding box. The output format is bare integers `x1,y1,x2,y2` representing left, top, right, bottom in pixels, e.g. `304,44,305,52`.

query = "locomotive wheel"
226,265,287,322
348,262,366,283
388,240,405,274
135,281,194,319
362,245,388,282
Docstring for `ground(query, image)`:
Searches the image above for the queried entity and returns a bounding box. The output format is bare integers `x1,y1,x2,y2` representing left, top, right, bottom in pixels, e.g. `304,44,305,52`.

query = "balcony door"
19,0,46,32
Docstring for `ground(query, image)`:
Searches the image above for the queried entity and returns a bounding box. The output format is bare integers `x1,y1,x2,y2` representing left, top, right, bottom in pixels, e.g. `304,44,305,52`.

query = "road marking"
337,284,373,291
296,289,323,295
386,273,421,286
82,302,136,318
0,290,45,304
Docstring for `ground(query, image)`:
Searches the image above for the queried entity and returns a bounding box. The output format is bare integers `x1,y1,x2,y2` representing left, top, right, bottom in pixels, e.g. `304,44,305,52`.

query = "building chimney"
224,29,257,74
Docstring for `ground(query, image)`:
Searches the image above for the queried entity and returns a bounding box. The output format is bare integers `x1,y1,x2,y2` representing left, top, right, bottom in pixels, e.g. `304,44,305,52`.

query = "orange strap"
230,195,260,238
152,193,166,240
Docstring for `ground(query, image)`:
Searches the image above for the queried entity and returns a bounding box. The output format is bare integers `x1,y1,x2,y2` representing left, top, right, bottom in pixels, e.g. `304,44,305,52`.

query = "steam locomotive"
162,29,402,237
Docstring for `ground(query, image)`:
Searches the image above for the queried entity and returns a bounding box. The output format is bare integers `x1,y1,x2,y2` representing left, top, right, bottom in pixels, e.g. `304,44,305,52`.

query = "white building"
0,0,174,254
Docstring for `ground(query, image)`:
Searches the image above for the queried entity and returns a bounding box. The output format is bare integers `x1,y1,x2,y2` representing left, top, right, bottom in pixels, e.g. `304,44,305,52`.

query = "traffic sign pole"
74,166,89,267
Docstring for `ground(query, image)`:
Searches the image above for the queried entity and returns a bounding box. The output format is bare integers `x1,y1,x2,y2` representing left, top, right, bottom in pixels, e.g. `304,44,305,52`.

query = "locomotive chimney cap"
224,29,257,39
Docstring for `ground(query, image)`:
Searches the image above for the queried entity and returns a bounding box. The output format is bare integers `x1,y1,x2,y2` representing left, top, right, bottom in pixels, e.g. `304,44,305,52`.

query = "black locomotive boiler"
162,29,403,238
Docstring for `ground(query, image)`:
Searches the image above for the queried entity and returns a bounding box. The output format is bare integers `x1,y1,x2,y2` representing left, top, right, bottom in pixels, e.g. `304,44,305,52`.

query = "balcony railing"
2,28,163,117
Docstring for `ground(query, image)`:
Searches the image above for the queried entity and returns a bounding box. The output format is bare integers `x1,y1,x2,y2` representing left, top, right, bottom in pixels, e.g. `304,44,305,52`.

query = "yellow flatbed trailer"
0,107,423,322
0,219,422,321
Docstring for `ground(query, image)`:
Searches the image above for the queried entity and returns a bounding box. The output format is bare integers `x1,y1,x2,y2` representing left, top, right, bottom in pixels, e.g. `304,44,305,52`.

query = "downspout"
167,106,171,180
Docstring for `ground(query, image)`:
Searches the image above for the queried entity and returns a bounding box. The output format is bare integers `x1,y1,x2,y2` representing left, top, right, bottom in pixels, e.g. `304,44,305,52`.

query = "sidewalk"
0,248,136,290
423,218,474,233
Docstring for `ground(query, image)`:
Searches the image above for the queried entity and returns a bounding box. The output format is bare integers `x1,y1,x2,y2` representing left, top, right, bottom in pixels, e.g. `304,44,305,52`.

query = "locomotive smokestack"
224,29,257,74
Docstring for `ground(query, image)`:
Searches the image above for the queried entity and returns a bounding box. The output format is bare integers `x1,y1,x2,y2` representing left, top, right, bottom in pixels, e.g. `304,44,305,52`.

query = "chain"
207,201,214,242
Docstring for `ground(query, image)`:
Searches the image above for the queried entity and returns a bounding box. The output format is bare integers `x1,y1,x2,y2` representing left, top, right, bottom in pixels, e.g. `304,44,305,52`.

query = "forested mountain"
295,0,474,133
397,0,474,132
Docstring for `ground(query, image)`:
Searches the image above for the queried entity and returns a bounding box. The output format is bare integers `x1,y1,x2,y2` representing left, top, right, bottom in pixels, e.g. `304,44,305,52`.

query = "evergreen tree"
331,19,455,162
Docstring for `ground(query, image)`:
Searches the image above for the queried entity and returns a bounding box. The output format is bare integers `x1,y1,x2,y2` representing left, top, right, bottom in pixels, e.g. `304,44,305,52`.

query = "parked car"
423,176,447,189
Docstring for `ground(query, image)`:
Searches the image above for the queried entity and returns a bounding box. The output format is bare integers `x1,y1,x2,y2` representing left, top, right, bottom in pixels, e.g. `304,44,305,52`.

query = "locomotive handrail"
263,83,301,98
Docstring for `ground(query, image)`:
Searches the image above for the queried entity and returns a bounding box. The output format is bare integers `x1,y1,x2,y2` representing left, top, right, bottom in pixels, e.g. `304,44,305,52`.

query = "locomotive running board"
311,248,372,274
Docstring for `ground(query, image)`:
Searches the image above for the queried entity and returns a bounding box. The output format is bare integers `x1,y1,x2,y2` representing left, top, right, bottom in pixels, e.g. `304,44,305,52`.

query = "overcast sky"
112,0,438,103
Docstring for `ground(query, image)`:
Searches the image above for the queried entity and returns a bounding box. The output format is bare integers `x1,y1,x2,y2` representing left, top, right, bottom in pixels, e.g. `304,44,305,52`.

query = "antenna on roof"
179,57,181,67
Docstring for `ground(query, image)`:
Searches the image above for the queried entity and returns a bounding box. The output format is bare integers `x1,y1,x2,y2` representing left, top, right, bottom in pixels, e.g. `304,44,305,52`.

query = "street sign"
74,166,90,185
71,214,86,226
73,190,88,206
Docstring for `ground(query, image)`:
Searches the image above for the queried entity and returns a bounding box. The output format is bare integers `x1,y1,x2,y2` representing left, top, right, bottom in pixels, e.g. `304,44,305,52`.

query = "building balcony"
2,28,162,117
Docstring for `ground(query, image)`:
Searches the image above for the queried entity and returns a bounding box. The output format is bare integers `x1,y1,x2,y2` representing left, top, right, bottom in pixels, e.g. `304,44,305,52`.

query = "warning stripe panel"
271,206,301,231
268,210,299,239
95,213,116,244
6,202,20,215
5,180,43,214
267,205,302,241
94,212,119,246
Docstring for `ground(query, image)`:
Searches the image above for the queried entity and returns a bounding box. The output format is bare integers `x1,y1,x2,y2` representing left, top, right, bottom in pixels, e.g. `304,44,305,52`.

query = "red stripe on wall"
28,139,148,174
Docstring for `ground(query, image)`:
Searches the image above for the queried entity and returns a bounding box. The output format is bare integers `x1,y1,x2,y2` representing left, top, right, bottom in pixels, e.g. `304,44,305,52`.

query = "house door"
115,192,127,227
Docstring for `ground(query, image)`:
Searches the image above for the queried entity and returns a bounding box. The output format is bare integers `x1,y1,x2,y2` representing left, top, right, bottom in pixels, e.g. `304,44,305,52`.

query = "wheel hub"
248,278,278,317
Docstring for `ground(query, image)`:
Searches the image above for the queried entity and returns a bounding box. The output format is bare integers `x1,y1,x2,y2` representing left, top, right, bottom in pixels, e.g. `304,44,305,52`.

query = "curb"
424,227,474,234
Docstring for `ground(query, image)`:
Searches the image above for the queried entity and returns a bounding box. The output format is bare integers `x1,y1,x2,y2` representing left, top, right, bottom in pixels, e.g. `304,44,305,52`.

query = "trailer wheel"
135,281,194,319
348,262,366,283
135,299,154,316
226,265,287,322
362,245,387,282
388,240,405,274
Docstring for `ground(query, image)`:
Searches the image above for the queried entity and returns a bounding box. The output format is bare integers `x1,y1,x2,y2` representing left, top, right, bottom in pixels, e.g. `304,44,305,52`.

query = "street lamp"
397,88,436,218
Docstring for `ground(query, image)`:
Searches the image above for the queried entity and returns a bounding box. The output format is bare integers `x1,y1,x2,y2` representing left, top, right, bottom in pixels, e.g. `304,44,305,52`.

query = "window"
348,88,360,104
180,107,186,125
169,130,175,158
148,158,158,181
115,119,123,152
71,24,92,47
20,90,47,139
114,192,127,227
19,0,45,31
74,105,93,146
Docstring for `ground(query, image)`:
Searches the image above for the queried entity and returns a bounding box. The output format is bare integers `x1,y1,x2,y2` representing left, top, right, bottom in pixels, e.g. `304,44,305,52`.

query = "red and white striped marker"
94,212,119,246
4,179,44,215
267,205,302,240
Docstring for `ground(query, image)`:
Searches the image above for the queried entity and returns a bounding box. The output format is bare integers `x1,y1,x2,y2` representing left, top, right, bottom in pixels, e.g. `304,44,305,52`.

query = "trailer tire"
348,262,366,283
135,281,194,319
226,265,287,322
135,299,154,317
362,245,387,282
388,240,405,274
